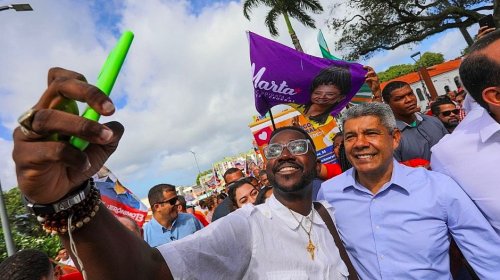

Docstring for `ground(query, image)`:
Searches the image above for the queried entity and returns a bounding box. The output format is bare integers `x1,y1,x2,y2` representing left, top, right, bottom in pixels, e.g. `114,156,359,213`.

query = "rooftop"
380,58,462,89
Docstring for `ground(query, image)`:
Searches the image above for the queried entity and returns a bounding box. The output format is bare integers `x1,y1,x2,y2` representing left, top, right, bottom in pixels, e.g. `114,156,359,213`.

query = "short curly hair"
0,249,52,280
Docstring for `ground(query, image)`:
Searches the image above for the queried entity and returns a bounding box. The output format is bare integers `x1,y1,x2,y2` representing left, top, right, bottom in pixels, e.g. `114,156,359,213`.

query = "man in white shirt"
431,29,500,235
158,126,349,279
12,73,352,280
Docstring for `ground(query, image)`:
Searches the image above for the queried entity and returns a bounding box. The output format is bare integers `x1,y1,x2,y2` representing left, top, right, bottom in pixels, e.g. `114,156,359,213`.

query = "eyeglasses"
156,196,178,206
263,139,310,159
441,109,460,117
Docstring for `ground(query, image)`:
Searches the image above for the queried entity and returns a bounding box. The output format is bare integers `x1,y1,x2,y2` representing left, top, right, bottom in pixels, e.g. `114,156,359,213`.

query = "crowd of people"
2,26,499,280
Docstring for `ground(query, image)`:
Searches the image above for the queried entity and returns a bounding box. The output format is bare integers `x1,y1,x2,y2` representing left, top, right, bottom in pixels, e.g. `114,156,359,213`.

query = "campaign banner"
101,194,148,227
249,108,340,164
93,166,149,227
249,32,366,126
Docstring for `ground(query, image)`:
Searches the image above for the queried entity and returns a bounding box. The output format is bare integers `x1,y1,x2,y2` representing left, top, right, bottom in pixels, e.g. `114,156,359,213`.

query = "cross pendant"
306,239,316,260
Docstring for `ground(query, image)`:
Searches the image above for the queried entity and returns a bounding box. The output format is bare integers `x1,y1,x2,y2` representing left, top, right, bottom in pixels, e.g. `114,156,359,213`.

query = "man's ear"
152,203,159,213
392,128,401,150
482,87,500,107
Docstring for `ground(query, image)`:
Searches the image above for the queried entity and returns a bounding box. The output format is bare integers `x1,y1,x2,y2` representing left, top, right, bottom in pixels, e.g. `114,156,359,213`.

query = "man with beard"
431,97,460,133
12,67,352,279
381,81,448,162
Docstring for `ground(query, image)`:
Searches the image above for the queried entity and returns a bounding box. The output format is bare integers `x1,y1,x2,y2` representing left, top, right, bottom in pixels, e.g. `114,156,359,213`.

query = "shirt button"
376,225,380,230
380,255,384,260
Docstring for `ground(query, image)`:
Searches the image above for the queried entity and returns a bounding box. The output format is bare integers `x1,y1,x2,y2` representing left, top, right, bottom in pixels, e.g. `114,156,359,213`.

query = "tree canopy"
378,52,445,82
243,0,323,51
417,52,445,68
327,0,497,60
195,169,212,186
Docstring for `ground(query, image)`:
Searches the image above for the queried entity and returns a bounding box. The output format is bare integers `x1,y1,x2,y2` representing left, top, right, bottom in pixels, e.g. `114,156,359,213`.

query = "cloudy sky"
0,0,479,198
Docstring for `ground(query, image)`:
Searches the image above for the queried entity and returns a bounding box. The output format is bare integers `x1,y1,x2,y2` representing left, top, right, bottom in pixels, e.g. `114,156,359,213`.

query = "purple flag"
249,32,367,120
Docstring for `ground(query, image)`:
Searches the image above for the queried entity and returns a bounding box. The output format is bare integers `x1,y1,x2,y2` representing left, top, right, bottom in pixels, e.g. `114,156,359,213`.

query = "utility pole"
0,180,16,256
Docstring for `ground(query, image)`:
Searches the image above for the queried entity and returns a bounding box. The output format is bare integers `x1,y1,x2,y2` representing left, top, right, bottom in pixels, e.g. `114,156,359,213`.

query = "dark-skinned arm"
363,65,382,103
60,204,172,279
12,67,172,279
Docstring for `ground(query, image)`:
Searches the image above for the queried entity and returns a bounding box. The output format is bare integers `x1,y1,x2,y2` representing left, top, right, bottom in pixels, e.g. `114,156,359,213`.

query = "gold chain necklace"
288,208,316,260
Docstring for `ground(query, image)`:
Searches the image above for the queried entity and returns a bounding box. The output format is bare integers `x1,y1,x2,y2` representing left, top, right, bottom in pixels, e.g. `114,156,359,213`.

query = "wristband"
24,179,94,216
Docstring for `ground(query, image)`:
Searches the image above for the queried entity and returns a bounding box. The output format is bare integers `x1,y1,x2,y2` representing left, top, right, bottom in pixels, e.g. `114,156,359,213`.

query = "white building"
381,58,462,110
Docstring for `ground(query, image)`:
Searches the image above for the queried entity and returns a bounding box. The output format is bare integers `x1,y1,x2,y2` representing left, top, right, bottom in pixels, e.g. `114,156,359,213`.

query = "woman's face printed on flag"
311,85,343,106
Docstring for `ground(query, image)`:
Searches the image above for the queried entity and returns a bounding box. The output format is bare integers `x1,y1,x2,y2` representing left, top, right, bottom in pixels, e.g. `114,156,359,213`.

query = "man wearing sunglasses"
143,184,203,247
431,97,460,133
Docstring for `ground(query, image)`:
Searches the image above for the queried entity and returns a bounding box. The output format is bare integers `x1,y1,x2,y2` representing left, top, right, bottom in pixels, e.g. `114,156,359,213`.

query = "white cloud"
428,29,471,61
0,138,15,190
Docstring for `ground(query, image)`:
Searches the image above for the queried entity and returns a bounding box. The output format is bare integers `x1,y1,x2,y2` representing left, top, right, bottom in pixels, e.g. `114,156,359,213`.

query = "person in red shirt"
186,206,210,227
176,195,209,226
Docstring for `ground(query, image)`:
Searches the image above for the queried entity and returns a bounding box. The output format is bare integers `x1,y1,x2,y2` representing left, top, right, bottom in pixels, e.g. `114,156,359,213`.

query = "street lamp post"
410,52,438,103
0,180,16,256
0,3,33,255
410,52,430,101
190,151,204,190
0,4,33,12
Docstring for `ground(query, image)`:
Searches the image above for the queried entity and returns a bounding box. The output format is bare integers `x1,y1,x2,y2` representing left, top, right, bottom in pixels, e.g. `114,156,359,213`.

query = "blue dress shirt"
318,161,500,279
143,213,204,247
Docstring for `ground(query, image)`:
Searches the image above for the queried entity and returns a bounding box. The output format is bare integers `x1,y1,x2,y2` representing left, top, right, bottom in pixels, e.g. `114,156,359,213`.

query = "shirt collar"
265,195,325,230
479,110,500,143
151,216,177,233
342,160,411,196
396,113,423,130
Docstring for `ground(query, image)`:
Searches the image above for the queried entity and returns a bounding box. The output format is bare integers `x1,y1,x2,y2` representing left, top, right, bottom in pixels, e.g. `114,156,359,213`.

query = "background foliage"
327,0,497,60
1,188,61,262
378,52,445,82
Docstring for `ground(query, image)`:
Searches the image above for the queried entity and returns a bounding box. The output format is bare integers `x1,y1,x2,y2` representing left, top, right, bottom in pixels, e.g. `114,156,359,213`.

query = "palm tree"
243,0,323,52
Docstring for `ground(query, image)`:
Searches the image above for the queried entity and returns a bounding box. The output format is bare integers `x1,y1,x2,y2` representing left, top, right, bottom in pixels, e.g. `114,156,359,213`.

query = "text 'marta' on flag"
93,166,149,227
248,31,367,118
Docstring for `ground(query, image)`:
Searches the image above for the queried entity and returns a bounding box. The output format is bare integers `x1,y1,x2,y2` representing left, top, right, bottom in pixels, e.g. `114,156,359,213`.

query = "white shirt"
431,108,500,235
158,195,349,280
60,257,75,267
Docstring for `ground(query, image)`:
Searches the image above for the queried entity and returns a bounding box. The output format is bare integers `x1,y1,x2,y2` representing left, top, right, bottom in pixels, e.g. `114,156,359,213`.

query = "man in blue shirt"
318,102,500,279
143,184,203,247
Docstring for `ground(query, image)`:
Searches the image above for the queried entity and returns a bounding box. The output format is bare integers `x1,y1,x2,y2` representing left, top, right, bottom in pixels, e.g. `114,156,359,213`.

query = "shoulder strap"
314,201,359,280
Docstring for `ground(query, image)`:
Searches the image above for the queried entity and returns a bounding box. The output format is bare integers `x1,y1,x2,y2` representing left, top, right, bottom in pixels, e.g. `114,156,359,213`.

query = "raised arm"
363,66,382,103
476,26,496,41
12,67,172,279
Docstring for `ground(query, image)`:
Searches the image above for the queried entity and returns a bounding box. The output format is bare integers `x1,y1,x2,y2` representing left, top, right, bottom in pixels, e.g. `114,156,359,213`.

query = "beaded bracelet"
36,182,101,235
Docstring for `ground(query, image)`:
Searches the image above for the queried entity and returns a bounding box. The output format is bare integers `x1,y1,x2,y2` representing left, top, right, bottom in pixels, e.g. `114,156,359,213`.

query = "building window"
415,88,425,101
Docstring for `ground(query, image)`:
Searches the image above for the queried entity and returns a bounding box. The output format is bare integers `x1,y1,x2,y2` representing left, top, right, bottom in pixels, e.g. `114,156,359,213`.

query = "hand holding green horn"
69,30,134,150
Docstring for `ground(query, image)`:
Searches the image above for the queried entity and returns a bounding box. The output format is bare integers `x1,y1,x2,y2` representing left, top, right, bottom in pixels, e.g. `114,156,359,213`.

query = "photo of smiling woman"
292,65,352,127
